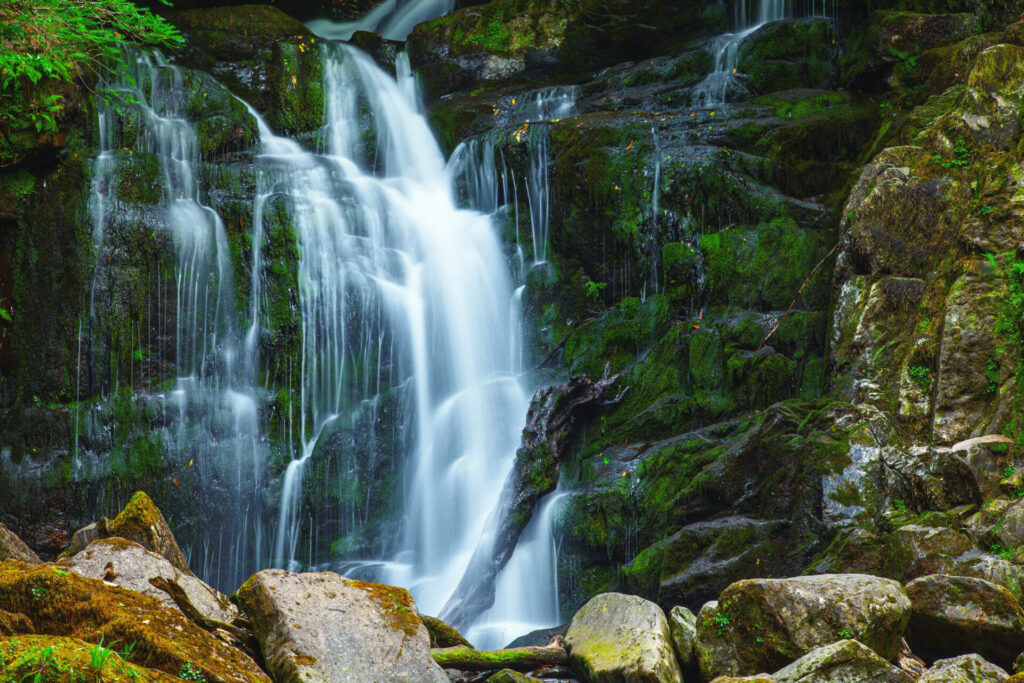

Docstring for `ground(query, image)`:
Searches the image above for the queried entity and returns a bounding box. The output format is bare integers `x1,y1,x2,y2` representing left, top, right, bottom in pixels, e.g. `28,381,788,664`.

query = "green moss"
0,563,265,682
345,580,421,639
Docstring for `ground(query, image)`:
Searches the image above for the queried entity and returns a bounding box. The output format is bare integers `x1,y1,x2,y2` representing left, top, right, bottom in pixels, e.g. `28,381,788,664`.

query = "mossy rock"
738,19,837,96
0,562,269,682
0,634,182,682
105,491,191,575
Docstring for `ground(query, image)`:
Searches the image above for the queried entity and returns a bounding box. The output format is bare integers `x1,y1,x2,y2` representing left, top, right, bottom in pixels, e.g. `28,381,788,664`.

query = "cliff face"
3,0,1024,627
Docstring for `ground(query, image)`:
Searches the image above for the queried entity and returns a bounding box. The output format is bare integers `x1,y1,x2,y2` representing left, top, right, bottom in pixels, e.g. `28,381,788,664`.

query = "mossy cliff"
419,0,1024,622
3,0,1024,644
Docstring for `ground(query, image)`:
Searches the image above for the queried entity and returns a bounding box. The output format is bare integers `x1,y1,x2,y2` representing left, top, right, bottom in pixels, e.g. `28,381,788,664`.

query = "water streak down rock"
440,368,625,629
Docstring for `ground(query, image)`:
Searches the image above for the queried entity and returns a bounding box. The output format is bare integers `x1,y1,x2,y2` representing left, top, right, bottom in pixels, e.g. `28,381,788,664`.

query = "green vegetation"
907,364,932,393
178,662,206,680
0,0,183,163
933,137,972,170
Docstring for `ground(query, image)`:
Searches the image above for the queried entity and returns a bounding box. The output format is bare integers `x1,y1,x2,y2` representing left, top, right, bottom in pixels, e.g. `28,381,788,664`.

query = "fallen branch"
431,644,569,672
758,242,839,350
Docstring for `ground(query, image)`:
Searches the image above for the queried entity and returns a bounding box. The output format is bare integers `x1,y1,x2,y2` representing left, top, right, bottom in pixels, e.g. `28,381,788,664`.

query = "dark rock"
905,574,1024,669
696,574,910,680
0,523,39,564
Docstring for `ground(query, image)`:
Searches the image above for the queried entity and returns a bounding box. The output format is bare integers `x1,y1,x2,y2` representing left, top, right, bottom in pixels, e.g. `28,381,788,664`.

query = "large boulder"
772,639,914,683
565,592,683,683
905,574,1024,669
60,538,239,626
0,561,269,682
0,523,39,564
234,569,447,682
696,575,910,680
918,654,1009,682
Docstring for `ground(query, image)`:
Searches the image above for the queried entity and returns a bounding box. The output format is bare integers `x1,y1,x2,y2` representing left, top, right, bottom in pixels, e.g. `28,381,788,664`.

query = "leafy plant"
933,137,972,170
584,279,607,303
892,498,907,513
0,0,183,163
178,662,206,681
29,586,46,602
837,627,853,639
889,46,918,70
986,358,1000,394
18,644,56,683
88,636,119,676
907,365,932,393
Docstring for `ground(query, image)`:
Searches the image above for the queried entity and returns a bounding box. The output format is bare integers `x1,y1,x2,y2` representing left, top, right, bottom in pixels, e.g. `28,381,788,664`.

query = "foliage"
177,662,205,681
907,364,932,393
584,279,607,303
933,137,972,170
0,0,183,163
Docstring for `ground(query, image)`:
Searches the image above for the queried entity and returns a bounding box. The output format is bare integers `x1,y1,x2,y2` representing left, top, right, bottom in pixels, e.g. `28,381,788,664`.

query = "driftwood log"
431,643,569,671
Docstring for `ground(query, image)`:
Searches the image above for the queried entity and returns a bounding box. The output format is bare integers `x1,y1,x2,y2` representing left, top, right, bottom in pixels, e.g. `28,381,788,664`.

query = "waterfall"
306,0,456,41
84,49,267,590
692,0,831,106
82,35,568,645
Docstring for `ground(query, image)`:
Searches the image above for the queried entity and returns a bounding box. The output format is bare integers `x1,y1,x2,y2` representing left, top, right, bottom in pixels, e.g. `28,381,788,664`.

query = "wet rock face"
905,574,1024,670
233,569,447,683
564,592,683,683
695,574,910,680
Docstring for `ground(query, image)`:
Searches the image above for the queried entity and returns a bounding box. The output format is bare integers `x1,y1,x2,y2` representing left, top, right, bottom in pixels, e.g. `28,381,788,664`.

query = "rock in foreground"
906,574,1024,669
772,639,913,682
918,654,1009,682
565,592,683,683
234,569,447,682
696,574,910,679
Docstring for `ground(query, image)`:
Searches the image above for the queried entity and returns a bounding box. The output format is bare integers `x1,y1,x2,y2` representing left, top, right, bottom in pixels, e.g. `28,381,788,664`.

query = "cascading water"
84,49,268,590
694,0,832,106
84,32,565,645
306,0,455,41
245,44,538,645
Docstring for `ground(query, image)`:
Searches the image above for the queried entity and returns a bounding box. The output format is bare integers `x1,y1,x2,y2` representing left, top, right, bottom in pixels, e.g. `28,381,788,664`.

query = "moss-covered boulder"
564,592,683,683
772,639,914,683
905,574,1024,669
919,654,1009,682
408,0,724,99
234,569,447,682
695,574,910,680
840,11,979,88
0,561,269,682
422,614,472,648
104,491,191,575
